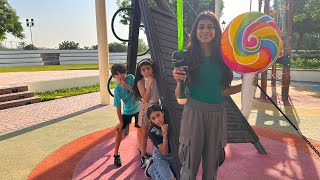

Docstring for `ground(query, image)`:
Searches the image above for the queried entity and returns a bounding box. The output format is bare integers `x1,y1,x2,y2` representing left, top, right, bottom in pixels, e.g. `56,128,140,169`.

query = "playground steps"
0,85,41,110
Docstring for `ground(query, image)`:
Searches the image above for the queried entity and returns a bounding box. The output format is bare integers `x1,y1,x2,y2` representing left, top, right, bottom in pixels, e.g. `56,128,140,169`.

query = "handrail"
111,7,149,56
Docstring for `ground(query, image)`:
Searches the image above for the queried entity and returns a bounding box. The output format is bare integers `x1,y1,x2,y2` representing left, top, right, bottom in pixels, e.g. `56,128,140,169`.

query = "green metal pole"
175,0,187,104
177,0,184,51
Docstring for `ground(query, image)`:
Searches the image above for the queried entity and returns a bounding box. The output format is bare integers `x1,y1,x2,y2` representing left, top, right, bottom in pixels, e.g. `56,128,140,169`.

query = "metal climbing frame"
125,0,268,176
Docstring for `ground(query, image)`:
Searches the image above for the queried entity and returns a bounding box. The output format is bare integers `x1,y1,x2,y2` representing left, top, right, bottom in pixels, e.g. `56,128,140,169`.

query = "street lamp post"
222,20,226,31
26,18,34,48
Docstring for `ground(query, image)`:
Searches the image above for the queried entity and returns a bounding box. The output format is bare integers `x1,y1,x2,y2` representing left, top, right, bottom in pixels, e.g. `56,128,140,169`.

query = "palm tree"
18,41,26,49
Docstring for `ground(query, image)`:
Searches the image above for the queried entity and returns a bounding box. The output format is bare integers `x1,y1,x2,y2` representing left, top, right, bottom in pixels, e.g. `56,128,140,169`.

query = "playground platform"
0,71,319,179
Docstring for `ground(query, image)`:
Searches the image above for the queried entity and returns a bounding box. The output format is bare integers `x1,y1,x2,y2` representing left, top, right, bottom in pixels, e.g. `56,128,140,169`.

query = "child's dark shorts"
122,111,141,129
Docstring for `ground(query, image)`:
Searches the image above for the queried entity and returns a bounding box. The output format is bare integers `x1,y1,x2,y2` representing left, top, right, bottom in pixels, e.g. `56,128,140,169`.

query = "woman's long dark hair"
186,11,233,89
133,59,154,99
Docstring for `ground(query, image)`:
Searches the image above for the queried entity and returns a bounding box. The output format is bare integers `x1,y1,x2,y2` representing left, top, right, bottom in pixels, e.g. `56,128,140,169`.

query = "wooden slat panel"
159,39,178,50
227,131,254,138
227,123,249,131
156,31,178,41
160,46,176,55
154,20,177,33
152,13,176,27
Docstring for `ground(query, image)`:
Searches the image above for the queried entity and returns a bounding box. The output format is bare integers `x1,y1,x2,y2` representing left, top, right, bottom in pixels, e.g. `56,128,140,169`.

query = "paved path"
0,70,103,135
0,92,101,134
0,70,99,87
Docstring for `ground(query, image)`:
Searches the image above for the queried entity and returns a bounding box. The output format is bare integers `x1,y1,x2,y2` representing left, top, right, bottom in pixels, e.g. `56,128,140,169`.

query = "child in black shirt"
144,104,177,180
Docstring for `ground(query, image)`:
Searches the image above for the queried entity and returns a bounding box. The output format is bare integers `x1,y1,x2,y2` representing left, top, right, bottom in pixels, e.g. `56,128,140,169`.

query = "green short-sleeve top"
189,56,224,104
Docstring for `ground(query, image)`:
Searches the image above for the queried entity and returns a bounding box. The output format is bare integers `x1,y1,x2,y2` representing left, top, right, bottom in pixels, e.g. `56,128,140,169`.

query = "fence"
1,50,319,82
0,50,151,67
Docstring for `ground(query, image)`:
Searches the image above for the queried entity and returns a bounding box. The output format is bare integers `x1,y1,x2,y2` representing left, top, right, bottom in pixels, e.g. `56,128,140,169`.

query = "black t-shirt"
149,123,171,153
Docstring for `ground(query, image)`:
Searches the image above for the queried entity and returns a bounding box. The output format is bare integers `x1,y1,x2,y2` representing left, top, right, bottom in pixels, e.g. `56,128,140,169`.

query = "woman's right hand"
172,67,187,82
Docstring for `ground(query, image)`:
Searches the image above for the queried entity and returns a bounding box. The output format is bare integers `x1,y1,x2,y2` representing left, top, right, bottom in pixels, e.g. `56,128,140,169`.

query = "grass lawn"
36,81,117,102
0,64,99,73
0,64,118,101
36,84,101,101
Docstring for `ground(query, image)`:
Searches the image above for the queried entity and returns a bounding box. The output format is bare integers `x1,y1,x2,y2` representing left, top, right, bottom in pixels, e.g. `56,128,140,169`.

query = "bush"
91,45,98,49
109,42,127,52
296,50,320,54
294,50,320,60
297,53,320,60
291,58,320,69
59,41,80,50
36,84,100,101
24,44,38,50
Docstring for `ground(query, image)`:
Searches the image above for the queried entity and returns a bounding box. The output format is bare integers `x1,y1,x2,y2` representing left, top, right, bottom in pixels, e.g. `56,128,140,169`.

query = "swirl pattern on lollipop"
221,12,282,73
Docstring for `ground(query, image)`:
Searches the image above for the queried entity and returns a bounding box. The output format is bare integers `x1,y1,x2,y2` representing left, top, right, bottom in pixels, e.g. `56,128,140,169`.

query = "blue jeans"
148,147,177,180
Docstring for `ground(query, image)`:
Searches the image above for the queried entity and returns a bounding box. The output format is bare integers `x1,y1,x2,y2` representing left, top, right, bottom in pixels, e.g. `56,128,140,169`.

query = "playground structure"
258,0,293,101
94,0,320,173
0,1,320,179
105,0,274,176
105,0,319,168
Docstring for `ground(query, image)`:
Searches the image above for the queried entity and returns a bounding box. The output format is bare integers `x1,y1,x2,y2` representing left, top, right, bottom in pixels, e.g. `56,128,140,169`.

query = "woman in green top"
172,11,244,179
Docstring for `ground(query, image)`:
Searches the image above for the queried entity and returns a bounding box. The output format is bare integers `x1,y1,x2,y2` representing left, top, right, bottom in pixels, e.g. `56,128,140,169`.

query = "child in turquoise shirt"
111,64,142,167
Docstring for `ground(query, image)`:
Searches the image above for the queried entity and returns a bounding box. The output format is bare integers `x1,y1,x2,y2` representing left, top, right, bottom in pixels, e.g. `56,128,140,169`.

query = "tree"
138,38,148,53
18,41,26,49
91,45,98,49
0,0,24,41
0,42,6,49
165,0,225,33
109,42,127,52
58,40,80,50
293,0,320,51
292,0,320,51
116,0,131,25
116,0,224,33
272,0,320,51
24,44,37,50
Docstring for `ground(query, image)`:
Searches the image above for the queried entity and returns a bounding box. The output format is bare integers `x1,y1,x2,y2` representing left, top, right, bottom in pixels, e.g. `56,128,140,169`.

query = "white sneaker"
144,158,153,178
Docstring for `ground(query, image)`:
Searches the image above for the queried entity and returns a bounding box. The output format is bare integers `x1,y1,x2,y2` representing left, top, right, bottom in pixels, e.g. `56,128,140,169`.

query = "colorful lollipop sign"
221,11,282,73
221,12,282,118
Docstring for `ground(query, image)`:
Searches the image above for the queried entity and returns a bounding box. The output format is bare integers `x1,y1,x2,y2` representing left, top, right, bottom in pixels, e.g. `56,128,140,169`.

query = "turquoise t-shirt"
113,74,140,115
189,57,224,104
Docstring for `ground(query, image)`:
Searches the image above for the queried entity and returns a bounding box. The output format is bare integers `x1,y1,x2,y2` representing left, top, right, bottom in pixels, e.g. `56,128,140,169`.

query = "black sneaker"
114,154,122,167
138,149,152,158
145,152,152,158
144,158,153,178
140,156,148,169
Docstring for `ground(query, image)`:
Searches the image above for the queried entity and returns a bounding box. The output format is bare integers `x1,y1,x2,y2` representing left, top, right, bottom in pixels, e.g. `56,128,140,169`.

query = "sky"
5,0,259,49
